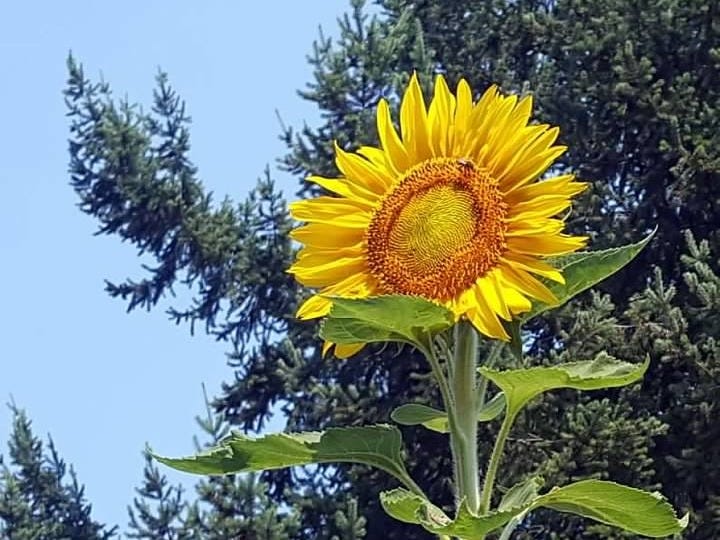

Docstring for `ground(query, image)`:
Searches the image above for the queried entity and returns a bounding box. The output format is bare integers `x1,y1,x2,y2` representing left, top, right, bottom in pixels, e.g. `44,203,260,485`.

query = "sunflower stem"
450,320,480,514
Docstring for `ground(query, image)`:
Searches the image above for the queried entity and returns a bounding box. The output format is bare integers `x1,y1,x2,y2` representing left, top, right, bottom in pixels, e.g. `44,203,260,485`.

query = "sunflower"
289,73,587,358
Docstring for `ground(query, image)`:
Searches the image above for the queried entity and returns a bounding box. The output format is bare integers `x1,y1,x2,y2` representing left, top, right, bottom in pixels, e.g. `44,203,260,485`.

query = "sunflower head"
289,73,587,357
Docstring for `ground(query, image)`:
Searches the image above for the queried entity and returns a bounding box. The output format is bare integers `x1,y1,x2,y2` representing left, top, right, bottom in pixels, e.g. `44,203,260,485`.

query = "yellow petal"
505,174,588,204
475,272,511,320
400,72,431,161
506,218,566,236
502,252,565,284
290,223,365,249
466,84,499,133
490,124,549,180
508,195,576,220
453,79,473,152
334,342,365,359
335,143,393,193
483,95,533,174
295,246,363,266
428,74,455,156
498,127,565,191
499,263,559,306
289,197,371,228
322,271,376,297
376,99,410,174
305,175,378,207
297,295,332,319
290,256,367,287
447,287,477,317
500,286,532,315
467,302,510,341
507,234,588,257
356,145,398,179
472,95,518,164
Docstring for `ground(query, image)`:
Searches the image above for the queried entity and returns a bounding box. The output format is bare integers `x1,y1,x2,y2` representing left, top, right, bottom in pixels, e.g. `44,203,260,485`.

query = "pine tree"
127,392,302,540
127,454,195,540
0,404,116,539
65,0,719,537
180,395,302,540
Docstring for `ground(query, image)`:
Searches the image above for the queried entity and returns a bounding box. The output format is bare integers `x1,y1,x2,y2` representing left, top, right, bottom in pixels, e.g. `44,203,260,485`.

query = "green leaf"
477,392,506,422
391,404,449,433
319,295,455,347
153,425,414,489
382,481,687,539
423,501,521,538
535,480,689,537
498,476,543,512
391,394,506,433
479,353,649,420
521,229,655,322
380,488,450,526
379,490,512,536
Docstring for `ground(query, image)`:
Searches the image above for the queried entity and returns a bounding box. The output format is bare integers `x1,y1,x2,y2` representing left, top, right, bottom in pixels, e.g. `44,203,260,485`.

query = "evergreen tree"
127,454,194,540
0,404,116,539
127,392,303,540
65,0,719,537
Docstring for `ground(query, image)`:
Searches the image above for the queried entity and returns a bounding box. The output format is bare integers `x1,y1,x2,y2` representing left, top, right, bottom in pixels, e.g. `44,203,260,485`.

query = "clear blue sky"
0,1,353,532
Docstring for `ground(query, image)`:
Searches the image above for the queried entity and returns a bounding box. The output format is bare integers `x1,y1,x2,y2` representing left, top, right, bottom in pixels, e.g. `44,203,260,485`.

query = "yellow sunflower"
289,73,587,358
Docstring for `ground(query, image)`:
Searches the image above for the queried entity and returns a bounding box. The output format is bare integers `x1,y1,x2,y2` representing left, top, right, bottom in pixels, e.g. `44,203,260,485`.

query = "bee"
457,158,474,171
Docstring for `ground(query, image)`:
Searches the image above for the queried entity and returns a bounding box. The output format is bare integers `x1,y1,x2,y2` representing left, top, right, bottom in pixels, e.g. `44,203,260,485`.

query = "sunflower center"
366,157,508,300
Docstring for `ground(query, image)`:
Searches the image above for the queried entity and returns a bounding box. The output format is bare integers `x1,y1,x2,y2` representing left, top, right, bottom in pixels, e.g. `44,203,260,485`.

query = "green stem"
498,511,527,540
420,340,454,433
450,321,480,514
394,468,427,500
476,341,503,411
479,411,515,514
420,340,463,499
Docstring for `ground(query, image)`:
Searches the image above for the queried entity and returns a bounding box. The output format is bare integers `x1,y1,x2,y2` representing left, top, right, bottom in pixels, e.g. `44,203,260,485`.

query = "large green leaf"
319,295,455,347
521,229,655,322
391,393,506,433
381,481,687,538
536,480,689,537
479,353,649,420
153,425,415,490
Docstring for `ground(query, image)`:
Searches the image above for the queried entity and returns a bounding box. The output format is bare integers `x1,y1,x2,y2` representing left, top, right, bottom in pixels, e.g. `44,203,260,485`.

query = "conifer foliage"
127,394,303,539
64,0,718,537
0,405,116,539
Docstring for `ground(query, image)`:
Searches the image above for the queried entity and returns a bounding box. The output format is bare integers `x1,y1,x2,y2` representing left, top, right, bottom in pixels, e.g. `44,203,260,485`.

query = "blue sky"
0,1,354,531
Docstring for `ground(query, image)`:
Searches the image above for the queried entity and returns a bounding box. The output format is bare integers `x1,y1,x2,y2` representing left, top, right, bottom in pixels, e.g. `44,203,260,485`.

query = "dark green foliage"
65,0,719,537
65,57,295,362
0,405,116,539
127,454,194,540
